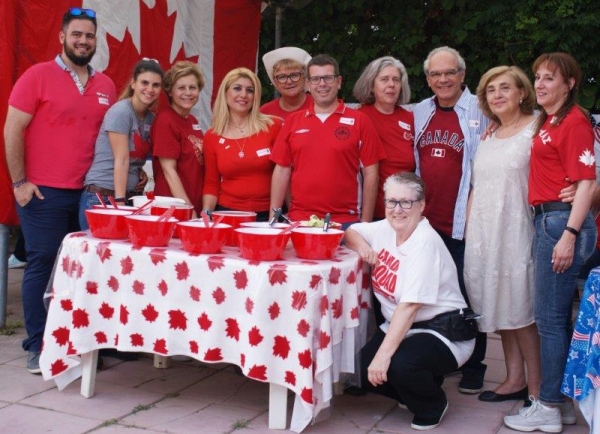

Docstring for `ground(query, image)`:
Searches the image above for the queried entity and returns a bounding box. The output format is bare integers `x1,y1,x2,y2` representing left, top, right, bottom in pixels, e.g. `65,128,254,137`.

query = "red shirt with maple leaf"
528,107,596,205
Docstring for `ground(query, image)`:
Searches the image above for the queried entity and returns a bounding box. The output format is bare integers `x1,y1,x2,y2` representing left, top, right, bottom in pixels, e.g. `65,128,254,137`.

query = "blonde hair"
211,67,274,136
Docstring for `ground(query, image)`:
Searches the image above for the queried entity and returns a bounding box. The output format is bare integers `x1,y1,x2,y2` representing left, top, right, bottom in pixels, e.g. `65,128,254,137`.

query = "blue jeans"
533,210,596,404
16,186,82,352
79,190,111,230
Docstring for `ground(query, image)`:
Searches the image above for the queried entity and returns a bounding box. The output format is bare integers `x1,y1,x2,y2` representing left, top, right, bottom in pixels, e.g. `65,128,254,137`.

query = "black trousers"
360,329,458,418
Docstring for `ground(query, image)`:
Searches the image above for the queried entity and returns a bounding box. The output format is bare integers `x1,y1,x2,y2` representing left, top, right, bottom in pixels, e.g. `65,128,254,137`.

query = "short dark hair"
307,54,340,76
62,8,97,32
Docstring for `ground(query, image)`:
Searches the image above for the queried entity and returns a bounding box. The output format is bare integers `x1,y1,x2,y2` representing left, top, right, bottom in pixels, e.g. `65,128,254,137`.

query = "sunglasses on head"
67,7,96,19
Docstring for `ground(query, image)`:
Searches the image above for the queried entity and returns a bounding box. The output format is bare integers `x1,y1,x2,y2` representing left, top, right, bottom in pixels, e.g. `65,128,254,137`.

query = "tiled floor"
0,266,591,434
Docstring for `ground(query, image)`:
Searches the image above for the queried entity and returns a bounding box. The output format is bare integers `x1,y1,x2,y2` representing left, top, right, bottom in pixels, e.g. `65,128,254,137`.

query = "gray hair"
383,172,426,200
423,46,466,75
353,56,411,105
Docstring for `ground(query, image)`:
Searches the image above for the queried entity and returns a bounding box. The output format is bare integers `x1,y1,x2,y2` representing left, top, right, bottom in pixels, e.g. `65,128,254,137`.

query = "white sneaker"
518,398,577,425
8,254,27,269
504,397,561,433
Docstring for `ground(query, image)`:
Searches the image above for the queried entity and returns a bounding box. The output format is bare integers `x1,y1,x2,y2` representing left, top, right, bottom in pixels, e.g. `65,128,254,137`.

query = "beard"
63,40,96,66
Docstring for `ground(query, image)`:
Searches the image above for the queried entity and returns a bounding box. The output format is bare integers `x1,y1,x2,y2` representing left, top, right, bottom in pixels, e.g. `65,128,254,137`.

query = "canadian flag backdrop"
0,0,263,226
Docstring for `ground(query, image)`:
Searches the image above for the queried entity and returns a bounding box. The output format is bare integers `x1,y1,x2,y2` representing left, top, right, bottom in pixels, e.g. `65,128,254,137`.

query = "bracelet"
114,197,127,203
12,178,27,188
564,226,580,236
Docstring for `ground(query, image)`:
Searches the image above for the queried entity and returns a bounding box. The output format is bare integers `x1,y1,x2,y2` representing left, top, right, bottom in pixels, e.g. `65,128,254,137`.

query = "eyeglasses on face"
67,7,96,19
307,75,338,85
427,69,462,79
384,199,420,210
142,57,160,65
274,72,303,84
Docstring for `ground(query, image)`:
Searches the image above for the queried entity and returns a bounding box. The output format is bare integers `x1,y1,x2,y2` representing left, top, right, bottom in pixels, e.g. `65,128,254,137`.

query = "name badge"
192,124,202,130
398,121,411,131
98,97,109,106
469,119,480,128
340,117,355,126
256,148,271,157
218,138,226,144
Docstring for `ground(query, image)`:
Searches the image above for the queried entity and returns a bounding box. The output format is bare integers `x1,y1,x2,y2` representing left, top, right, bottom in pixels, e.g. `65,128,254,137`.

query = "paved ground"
0,253,591,433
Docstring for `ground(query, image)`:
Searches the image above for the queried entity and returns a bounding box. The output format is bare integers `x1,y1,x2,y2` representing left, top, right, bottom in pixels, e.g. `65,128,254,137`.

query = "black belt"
85,184,137,199
530,201,572,217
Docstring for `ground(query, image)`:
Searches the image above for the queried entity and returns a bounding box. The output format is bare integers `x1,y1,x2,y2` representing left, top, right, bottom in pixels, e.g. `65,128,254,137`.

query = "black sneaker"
458,374,484,394
411,402,449,430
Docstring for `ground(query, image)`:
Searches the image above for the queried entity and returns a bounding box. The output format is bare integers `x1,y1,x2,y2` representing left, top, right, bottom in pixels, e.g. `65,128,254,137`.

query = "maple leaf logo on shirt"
578,149,595,167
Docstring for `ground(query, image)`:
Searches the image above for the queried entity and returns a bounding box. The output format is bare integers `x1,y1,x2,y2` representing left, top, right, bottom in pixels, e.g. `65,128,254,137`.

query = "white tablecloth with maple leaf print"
40,232,370,432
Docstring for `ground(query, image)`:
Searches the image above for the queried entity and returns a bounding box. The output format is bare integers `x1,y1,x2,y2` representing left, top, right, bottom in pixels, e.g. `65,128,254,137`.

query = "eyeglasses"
307,75,338,85
384,199,420,210
427,69,462,79
67,7,96,19
142,57,160,64
274,72,303,84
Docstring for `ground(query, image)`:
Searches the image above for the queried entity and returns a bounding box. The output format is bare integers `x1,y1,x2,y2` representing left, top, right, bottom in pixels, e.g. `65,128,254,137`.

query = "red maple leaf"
297,319,310,337
107,276,119,291
204,347,223,361
51,359,69,376
320,295,329,317
240,353,246,367
361,301,370,310
197,312,212,331
149,248,167,265
329,267,341,284
52,327,70,346
268,302,280,320
158,280,168,296
82,241,89,253
212,287,226,304
132,280,145,295
309,274,322,289
268,264,287,285
60,299,73,312
207,256,225,271
99,302,114,319
351,306,359,320
70,232,86,238
247,364,267,381
120,304,129,325
61,255,70,274
67,341,77,355
72,309,89,328
95,331,108,344
168,310,188,330
189,285,201,301
190,341,199,354
301,387,313,404
225,318,240,341
142,304,159,322
291,291,307,311
121,256,134,275
233,269,248,289
130,333,144,347
96,242,112,263
248,326,263,346
154,338,168,354
86,281,98,295
298,349,312,369
285,371,296,386
362,272,371,289
273,335,291,359
346,270,356,284
331,297,343,319
175,261,190,280
245,297,254,314
319,331,331,350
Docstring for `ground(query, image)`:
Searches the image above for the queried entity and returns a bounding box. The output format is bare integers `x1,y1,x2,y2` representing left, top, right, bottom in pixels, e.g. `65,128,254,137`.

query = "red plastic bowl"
125,215,178,247
85,208,134,239
291,227,344,259
239,222,290,229
212,211,257,246
177,221,232,254
151,203,194,222
235,227,290,261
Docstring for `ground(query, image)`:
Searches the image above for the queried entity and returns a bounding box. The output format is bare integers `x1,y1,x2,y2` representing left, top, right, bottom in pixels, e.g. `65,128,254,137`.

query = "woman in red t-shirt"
353,56,415,221
202,68,282,221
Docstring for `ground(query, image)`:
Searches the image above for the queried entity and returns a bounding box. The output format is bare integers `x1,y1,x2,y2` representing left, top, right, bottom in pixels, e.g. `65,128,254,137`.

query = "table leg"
154,354,171,368
80,350,99,398
268,383,288,429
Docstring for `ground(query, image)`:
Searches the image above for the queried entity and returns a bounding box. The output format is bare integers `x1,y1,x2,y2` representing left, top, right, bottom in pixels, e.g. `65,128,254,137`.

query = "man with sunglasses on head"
412,46,489,394
270,54,386,227
261,46,313,120
4,7,116,374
